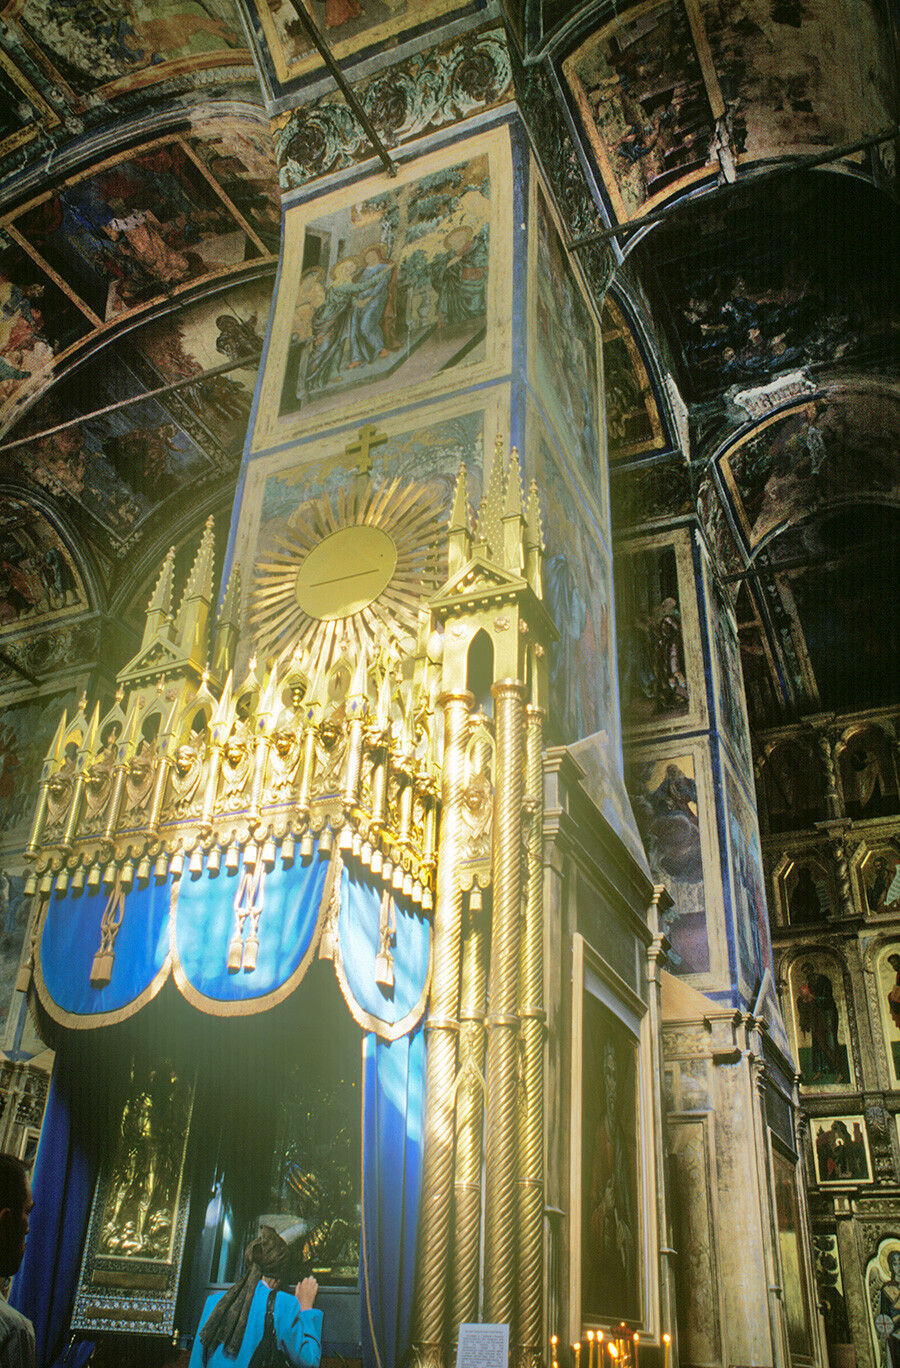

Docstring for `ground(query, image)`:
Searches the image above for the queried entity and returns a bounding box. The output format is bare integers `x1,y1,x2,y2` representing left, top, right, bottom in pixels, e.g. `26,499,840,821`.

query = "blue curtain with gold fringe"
362,1028,425,1368
28,853,431,1367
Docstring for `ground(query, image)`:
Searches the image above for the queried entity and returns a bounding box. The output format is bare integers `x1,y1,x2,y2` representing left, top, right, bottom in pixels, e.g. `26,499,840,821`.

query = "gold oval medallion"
294,524,398,620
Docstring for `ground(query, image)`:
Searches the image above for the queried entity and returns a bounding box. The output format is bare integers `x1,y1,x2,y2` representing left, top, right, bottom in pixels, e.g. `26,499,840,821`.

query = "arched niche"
759,736,828,834
838,723,900,821
772,850,834,928
852,841,900,916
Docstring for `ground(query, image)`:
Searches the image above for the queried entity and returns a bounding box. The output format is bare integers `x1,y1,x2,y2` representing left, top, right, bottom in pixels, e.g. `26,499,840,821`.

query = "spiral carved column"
483,678,525,1325
515,703,545,1368
411,690,473,1368
450,899,488,1338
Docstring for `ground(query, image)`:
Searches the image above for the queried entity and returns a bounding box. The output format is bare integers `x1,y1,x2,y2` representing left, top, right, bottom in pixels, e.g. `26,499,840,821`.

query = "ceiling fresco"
0,121,278,432
627,171,900,418
693,387,900,727
5,273,271,554
246,0,471,90
562,0,895,225
602,295,667,462
3,0,245,97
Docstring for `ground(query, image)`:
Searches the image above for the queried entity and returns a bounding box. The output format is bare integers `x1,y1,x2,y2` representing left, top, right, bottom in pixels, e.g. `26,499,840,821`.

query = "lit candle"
633,1332,639,1368
663,1333,671,1368
574,1342,581,1368
552,1334,558,1368
587,1329,595,1368
608,1344,619,1360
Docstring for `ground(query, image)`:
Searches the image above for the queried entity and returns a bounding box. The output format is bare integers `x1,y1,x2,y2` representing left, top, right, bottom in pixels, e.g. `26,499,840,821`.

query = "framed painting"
810,1115,872,1185
875,943,900,1088
71,1056,196,1335
571,937,644,1332
771,1144,814,1363
787,952,854,1092
616,528,706,739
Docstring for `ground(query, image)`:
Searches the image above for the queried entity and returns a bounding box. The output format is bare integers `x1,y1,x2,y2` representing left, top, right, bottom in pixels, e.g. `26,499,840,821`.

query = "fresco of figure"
432,226,487,327
302,257,360,395
347,244,398,366
795,961,848,1084
880,1250,900,1368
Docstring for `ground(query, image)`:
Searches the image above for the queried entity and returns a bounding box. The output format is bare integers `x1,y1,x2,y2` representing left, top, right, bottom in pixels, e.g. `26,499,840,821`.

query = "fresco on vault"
532,182,604,519
14,367,215,541
281,153,490,418
0,687,77,839
253,0,461,84
529,429,612,748
720,395,900,552
0,233,89,415
0,499,86,628
136,279,272,454
564,0,716,223
0,49,59,161
187,122,281,254
788,953,852,1090
3,0,244,98
17,140,261,321
628,751,710,975
703,0,894,162
602,297,664,462
724,762,770,992
273,28,512,193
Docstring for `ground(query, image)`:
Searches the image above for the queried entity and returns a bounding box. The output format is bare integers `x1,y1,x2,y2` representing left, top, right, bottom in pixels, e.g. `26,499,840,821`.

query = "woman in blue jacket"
190,1226,322,1367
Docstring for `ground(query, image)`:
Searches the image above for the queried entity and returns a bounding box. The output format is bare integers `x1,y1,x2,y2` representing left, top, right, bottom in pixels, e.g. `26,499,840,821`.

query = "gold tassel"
227,933,243,972
242,934,258,972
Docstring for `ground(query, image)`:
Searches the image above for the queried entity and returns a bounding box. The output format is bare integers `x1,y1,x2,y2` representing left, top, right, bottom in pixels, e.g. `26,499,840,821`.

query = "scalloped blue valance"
34,848,431,1036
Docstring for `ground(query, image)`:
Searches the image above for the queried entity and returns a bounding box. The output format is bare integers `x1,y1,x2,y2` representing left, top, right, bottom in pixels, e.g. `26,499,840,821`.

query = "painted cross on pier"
346,424,388,494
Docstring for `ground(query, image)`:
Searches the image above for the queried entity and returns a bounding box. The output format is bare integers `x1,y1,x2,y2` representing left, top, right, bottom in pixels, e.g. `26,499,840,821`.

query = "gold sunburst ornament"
249,475,443,667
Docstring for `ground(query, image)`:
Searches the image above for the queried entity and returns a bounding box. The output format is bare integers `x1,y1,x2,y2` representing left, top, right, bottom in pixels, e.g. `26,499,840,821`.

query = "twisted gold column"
516,703,545,1368
450,899,488,1339
483,678,525,1325
411,690,472,1368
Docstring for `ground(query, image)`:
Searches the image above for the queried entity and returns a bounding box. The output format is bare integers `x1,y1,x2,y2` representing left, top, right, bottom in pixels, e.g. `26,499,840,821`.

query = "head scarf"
199,1226,289,1356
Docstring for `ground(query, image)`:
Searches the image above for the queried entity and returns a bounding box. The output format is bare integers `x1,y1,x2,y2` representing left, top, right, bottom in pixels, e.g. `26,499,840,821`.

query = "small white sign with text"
456,1323,509,1368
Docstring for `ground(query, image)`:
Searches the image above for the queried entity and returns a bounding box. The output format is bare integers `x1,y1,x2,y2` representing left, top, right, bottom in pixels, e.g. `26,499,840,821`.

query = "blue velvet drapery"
362,1029,425,1368
10,1052,97,1368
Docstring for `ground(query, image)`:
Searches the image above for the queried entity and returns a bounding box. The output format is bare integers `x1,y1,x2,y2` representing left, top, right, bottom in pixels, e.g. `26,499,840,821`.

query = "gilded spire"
524,479,543,597
476,434,507,562
212,564,242,684
176,515,216,669
141,545,176,650
501,448,524,574
447,463,472,580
